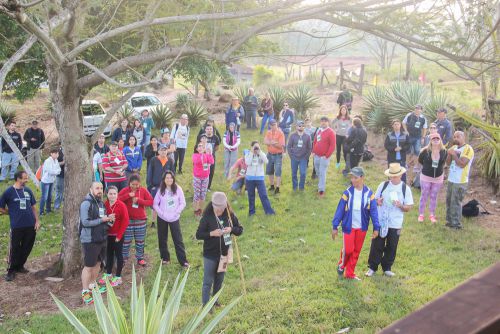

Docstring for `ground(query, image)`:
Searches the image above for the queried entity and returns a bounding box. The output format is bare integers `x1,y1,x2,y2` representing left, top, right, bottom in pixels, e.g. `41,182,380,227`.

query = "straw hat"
384,163,407,177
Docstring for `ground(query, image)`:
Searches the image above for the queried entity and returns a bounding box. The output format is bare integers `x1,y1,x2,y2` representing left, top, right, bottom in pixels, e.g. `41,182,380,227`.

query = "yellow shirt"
448,144,474,184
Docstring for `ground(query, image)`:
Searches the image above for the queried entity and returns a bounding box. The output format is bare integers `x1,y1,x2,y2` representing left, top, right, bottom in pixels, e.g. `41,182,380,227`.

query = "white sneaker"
365,269,375,277
384,271,395,277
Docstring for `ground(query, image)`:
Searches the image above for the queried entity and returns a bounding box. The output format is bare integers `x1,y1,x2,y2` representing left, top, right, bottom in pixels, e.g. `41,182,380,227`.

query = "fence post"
339,62,344,88
320,68,325,88
358,64,365,96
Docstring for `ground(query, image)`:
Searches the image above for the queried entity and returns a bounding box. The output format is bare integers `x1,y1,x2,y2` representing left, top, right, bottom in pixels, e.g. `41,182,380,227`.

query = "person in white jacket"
39,147,61,215
244,141,275,216
223,122,241,178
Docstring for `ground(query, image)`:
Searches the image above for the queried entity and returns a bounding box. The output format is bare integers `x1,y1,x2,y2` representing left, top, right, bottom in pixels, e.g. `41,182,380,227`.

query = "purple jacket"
153,185,186,222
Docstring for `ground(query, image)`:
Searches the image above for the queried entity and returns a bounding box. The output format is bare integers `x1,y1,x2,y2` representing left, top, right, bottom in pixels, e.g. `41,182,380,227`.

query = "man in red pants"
331,167,379,280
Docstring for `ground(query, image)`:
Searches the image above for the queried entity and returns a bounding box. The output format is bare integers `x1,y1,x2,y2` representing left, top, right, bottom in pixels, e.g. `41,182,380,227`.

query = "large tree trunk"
46,61,93,278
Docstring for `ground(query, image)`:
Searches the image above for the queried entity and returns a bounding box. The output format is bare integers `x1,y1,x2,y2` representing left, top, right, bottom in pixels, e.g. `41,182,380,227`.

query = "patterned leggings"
193,176,209,202
122,219,147,261
419,180,443,216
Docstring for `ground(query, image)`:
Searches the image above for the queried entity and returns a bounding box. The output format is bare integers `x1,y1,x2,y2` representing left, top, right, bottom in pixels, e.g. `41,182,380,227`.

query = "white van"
126,92,162,118
81,100,112,137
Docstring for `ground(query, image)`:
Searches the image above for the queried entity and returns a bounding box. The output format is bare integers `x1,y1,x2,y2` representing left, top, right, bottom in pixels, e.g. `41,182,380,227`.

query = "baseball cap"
269,119,277,125
296,120,305,126
415,104,423,110
348,167,365,177
159,144,168,150
109,141,118,146
161,128,170,134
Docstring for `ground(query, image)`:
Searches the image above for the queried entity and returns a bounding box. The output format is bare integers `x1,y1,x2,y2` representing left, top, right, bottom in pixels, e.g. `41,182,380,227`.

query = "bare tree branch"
470,17,500,58
66,0,303,59
140,0,163,54
0,35,37,95
20,0,46,8
258,29,353,39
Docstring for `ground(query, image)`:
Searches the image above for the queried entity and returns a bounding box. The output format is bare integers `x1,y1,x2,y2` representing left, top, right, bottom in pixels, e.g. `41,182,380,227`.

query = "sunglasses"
431,138,440,141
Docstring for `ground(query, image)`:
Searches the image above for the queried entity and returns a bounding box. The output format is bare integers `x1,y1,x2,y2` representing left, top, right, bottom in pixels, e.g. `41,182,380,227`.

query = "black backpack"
362,147,374,161
381,181,407,199
462,199,490,218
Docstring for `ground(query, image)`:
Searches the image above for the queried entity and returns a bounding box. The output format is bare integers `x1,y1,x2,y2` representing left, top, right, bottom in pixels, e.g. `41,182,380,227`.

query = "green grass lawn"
1,126,499,333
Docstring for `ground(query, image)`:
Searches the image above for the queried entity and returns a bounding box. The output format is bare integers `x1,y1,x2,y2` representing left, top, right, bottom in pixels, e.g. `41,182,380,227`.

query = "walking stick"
226,201,247,295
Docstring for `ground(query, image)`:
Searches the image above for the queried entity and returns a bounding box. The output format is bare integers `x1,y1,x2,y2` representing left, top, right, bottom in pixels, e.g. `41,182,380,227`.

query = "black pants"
174,148,186,173
368,228,400,272
336,135,347,163
208,160,216,190
106,236,124,277
350,153,362,169
157,217,187,265
9,226,36,272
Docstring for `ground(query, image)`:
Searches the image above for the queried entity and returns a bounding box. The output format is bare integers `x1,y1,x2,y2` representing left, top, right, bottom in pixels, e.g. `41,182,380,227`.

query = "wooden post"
358,64,365,96
320,68,325,88
339,62,344,89
430,81,435,100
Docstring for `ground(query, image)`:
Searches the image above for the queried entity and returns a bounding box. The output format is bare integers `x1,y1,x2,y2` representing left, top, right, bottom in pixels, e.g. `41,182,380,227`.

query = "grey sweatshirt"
287,132,312,161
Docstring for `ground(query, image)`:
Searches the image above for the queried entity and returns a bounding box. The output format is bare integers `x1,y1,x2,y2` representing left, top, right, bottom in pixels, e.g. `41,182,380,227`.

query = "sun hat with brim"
384,163,407,177
212,192,228,209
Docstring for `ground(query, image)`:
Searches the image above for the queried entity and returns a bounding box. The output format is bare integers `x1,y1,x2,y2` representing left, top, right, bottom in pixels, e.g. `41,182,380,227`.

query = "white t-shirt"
93,152,102,172
172,124,189,149
376,181,414,229
351,189,363,229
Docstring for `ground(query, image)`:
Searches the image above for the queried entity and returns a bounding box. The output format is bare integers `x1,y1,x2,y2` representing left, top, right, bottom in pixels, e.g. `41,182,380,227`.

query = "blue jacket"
225,105,244,126
123,146,143,171
331,185,380,234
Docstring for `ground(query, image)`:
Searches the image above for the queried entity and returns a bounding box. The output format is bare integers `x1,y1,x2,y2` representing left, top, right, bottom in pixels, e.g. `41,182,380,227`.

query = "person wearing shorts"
264,119,285,195
79,182,115,305
192,141,215,218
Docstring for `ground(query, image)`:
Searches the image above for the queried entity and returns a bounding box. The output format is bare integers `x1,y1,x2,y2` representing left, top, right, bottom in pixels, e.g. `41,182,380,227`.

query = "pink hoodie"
192,153,214,178
153,185,186,222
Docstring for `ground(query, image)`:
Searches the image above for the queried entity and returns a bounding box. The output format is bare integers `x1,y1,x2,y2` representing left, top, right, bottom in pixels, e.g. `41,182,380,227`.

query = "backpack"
362,147,374,161
462,200,480,217
411,171,421,189
381,181,407,200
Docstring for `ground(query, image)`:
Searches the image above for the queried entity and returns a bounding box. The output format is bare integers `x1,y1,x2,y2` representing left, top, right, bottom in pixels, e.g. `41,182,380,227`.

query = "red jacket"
105,199,129,240
313,127,336,158
118,186,153,220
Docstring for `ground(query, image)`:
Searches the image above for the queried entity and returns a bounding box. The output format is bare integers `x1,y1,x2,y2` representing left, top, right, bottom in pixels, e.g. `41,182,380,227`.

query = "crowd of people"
0,87,475,306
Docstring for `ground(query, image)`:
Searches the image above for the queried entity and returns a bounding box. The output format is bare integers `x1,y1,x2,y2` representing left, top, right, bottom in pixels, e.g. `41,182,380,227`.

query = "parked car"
126,92,162,118
81,100,112,137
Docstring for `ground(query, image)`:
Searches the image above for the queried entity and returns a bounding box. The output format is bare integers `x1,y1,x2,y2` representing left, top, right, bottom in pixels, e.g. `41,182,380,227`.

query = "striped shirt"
102,151,127,183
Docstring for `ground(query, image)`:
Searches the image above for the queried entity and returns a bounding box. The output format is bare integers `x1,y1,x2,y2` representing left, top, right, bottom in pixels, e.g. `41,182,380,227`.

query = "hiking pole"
226,201,247,295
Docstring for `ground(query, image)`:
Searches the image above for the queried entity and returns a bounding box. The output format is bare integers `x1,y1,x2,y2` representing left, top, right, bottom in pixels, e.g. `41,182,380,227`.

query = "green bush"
268,86,288,119
31,266,240,334
287,85,319,120
175,93,193,112
117,104,136,126
185,101,209,127
0,102,16,124
232,84,251,103
253,65,274,87
152,104,175,130
363,81,453,133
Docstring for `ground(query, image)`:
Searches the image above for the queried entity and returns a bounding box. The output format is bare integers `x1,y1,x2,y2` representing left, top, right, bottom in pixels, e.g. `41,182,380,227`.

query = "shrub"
185,101,209,127
287,85,319,120
268,86,288,119
152,104,175,130
117,104,136,126
175,93,193,111
232,83,251,103
253,65,274,87
31,266,240,334
363,81,453,133
0,102,16,124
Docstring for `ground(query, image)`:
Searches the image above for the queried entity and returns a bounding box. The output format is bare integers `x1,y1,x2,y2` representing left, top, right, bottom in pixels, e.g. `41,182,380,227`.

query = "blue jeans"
202,256,225,305
290,158,308,190
231,178,245,191
1,152,19,180
408,136,421,155
245,179,275,215
54,176,64,210
40,182,54,214
260,113,273,134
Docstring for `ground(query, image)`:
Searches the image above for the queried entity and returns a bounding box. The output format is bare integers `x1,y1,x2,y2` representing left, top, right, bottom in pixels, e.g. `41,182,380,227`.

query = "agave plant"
0,102,16,123
385,81,427,121
24,266,240,334
267,86,287,119
287,85,319,120
185,101,209,127
425,93,454,123
175,93,193,112
232,83,251,103
152,104,175,130
456,110,500,193
117,104,136,126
